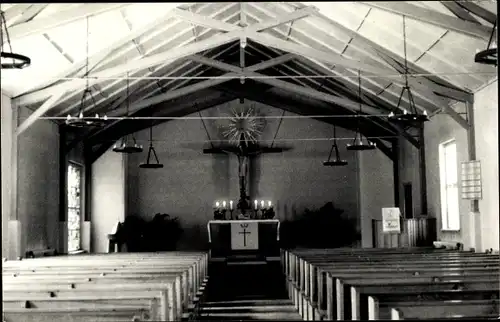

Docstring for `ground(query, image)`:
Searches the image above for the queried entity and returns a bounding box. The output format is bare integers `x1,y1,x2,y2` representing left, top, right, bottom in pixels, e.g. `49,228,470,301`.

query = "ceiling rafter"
53,3,241,116
454,1,497,25
18,4,182,96
246,43,360,101
189,54,383,115
14,28,243,107
359,1,494,41
114,53,295,116
8,4,48,27
131,44,240,106
244,3,443,112
8,3,131,40
440,1,481,24
106,44,240,115
307,4,474,100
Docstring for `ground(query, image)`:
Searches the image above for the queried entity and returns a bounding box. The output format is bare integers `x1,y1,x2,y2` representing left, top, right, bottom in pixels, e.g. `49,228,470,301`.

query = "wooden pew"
2,252,209,321
371,297,500,319
283,248,499,321
3,307,151,322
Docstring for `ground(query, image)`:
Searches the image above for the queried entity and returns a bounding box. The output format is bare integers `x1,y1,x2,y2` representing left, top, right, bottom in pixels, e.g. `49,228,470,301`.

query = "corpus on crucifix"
203,105,291,217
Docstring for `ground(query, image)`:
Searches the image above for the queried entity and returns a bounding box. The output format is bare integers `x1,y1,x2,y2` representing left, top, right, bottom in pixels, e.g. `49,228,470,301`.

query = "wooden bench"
2,251,210,321
282,248,499,321
286,249,497,318
372,298,500,319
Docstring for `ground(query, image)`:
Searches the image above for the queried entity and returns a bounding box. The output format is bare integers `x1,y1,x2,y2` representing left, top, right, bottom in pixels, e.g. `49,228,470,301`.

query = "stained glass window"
67,163,82,252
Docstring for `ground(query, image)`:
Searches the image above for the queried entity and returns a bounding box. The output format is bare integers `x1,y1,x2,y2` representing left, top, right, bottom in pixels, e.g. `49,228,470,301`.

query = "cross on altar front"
239,224,251,246
230,221,259,250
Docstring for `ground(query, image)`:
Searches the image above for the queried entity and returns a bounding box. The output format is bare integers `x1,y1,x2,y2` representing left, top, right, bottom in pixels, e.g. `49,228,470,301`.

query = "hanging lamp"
0,10,30,69
346,70,376,151
139,123,164,169
475,21,497,66
113,72,143,153
323,125,348,166
66,16,107,127
387,15,429,125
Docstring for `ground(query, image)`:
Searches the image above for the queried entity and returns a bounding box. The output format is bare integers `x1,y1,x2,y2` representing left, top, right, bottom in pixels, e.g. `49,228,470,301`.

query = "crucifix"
202,106,292,215
238,223,251,246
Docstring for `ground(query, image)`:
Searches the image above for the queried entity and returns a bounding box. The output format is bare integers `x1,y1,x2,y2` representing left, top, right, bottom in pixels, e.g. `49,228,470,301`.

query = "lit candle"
215,201,220,208
261,200,265,208
254,200,258,210
222,201,227,209
268,201,272,208
230,200,233,210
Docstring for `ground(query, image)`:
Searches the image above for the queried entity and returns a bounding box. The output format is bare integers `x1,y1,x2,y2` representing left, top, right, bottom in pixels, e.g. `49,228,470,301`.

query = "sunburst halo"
222,106,265,145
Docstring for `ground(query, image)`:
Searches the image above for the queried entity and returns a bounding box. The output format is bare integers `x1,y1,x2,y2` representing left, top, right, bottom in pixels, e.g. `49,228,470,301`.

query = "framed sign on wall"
382,207,401,234
461,160,482,200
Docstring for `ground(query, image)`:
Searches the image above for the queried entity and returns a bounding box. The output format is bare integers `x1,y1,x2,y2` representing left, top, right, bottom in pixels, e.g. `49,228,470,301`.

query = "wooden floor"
200,261,302,320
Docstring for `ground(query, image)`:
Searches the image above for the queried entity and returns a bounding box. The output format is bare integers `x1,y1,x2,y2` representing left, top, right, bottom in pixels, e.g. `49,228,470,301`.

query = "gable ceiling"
1,2,497,158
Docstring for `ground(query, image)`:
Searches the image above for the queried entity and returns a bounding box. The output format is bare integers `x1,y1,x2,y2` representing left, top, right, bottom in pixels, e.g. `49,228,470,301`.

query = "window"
439,140,460,231
67,162,83,252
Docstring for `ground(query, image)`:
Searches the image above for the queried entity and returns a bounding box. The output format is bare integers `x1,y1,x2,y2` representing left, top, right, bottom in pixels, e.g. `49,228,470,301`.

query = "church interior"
1,1,499,321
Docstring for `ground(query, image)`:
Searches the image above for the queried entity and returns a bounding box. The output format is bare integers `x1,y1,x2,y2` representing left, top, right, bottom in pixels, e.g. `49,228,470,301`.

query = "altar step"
198,299,302,320
199,261,302,320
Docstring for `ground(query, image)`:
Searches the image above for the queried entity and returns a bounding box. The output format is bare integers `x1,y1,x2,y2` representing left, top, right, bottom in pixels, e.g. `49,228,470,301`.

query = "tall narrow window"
67,162,83,252
439,140,460,231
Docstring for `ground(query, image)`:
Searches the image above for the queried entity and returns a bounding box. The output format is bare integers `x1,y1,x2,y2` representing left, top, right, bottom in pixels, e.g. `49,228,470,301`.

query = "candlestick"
268,201,272,208
261,200,265,208
254,200,258,210
222,201,227,209
215,201,220,208
230,200,233,210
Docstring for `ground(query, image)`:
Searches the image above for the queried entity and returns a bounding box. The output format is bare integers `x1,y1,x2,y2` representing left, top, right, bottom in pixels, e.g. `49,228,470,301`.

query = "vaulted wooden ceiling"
1,2,497,161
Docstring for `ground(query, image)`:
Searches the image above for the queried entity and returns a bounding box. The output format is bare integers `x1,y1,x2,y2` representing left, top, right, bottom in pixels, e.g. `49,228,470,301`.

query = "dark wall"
127,100,360,250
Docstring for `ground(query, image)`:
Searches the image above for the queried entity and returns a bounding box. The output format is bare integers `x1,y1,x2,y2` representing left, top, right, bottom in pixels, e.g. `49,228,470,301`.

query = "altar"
207,219,280,260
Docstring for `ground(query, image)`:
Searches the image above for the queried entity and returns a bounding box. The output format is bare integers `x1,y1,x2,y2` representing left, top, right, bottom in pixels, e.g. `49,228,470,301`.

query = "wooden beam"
440,2,481,24
246,53,295,71
371,139,394,161
393,138,401,207
455,1,497,25
359,1,494,40
418,124,428,215
189,54,382,115
8,4,131,40
129,42,239,106
312,5,474,98
56,4,239,116
246,5,318,32
2,4,31,24
246,30,393,75
171,7,239,31
113,73,238,115
465,100,479,213
8,4,48,27
16,90,66,136
14,30,243,106
21,6,181,95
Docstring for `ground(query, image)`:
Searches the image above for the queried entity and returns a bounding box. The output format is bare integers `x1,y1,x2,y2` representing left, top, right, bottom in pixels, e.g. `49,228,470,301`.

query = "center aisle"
199,259,302,320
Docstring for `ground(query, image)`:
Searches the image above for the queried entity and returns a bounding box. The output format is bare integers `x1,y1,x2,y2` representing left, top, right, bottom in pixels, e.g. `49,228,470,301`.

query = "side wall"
1,93,14,257
360,80,498,251
358,149,395,247
126,100,361,250
91,148,126,253
16,106,60,254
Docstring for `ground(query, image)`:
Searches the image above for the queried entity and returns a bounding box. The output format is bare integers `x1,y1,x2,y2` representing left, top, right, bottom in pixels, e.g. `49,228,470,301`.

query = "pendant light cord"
402,15,409,88
0,11,13,53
